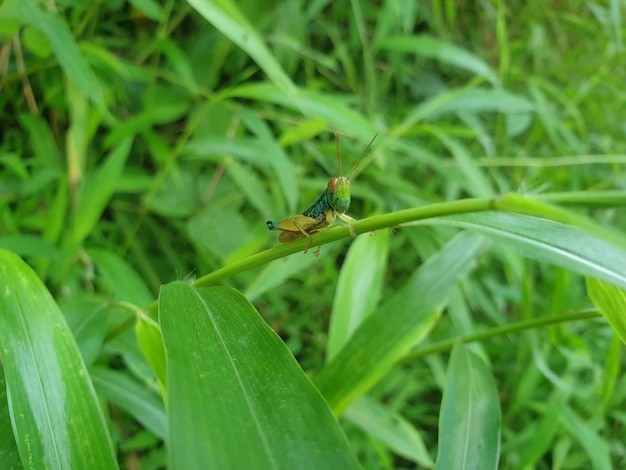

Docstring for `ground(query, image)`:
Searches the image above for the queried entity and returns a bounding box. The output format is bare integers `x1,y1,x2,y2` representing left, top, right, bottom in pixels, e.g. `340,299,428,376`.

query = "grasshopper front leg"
336,213,357,238
337,213,376,238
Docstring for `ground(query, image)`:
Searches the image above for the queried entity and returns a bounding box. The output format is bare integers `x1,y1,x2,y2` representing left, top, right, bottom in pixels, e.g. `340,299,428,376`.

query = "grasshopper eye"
327,177,339,192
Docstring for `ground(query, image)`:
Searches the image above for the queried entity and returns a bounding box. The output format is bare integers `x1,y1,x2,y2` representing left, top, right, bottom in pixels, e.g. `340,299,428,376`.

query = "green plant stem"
537,190,626,207
401,310,601,363
143,192,625,314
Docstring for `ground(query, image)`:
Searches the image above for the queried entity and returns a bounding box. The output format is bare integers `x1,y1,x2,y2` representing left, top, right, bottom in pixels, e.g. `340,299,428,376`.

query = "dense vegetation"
1,0,626,468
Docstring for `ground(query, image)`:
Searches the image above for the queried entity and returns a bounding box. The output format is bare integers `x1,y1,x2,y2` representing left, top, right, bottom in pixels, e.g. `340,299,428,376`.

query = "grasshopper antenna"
335,133,343,177
346,133,378,180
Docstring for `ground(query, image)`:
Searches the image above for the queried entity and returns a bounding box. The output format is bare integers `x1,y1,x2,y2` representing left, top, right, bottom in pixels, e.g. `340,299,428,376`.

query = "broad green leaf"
439,212,626,290
344,395,434,466
19,0,109,116
587,277,626,345
436,343,500,470
73,139,133,244
159,283,360,469
0,249,117,469
90,367,166,440
315,231,488,415
327,229,390,361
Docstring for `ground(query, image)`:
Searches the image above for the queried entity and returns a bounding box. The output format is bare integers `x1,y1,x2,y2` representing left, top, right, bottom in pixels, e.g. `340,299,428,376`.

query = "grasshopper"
266,133,377,256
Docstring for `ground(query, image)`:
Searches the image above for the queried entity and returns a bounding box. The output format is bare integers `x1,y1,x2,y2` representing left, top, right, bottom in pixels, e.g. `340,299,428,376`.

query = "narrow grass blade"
439,212,626,290
90,367,166,440
0,249,117,469
159,283,360,469
587,277,626,345
345,396,434,466
20,0,109,116
73,139,133,245
435,343,500,470
135,313,167,394
228,83,378,142
185,0,296,95
315,231,488,415
557,402,611,470
244,254,317,301
87,248,153,306
0,373,21,468
327,229,390,361
375,35,498,84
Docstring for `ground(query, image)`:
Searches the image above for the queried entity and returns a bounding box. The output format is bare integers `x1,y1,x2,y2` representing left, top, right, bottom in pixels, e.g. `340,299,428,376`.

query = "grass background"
1,0,626,468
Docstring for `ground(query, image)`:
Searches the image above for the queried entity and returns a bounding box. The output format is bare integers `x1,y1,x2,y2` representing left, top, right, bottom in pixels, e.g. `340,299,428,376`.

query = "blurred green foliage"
1,0,626,468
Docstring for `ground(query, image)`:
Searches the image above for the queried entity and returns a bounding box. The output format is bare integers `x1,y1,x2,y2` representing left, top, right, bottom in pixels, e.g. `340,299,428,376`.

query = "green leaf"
62,297,112,367
228,83,378,142
159,283,360,469
0,235,61,259
18,114,62,168
436,343,500,470
517,401,561,467
440,212,626,290
428,130,494,198
587,277,626,345
327,229,390,361
73,139,133,245
314,231,488,415
557,402,611,470
430,88,535,117
344,395,434,466
244,254,317,302
136,312,167,395
0,249,117,469
376,35,498,84
185,0,296,96
90,367,166,440
87,248,153,306
128,0,164,21
0,372,22,469
19,0,109,116
240,109,299,214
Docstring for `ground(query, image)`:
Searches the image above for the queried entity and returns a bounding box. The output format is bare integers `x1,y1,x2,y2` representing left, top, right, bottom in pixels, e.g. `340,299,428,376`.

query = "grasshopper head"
326,132,377,214
327,176,351,213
